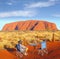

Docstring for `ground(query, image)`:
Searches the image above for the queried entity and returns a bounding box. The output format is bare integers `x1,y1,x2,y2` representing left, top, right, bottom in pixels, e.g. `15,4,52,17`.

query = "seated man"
15,40,28,58
38,40,48,56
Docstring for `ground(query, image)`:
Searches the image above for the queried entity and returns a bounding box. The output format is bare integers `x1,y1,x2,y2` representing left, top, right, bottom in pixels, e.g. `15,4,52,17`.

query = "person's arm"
15,45,18,51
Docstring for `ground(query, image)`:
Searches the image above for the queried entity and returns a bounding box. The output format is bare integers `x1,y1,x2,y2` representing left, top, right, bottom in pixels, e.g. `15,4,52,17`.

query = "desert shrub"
0,31,60,48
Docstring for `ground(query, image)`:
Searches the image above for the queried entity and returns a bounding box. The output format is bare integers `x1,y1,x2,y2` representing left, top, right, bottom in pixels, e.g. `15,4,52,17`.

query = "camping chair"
38,40,48,56
16,51,23,58
15,45,28,58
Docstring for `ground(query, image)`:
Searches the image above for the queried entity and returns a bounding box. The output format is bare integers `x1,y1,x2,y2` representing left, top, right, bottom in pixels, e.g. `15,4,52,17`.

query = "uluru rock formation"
2,20,58,31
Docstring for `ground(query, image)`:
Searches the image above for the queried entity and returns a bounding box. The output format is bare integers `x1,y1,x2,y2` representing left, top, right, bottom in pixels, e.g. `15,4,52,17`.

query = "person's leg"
38,49,41,54
21,48,28,56
43,48,48,54
24,48,28,55
16,51,23,58
38,49,44,56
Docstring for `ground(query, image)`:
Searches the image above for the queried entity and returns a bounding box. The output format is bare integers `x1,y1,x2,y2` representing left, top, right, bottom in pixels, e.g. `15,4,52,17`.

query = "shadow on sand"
4,45,16,52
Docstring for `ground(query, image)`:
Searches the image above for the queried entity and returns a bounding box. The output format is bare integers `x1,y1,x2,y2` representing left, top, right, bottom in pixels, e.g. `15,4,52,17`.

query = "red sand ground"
0,41,60,59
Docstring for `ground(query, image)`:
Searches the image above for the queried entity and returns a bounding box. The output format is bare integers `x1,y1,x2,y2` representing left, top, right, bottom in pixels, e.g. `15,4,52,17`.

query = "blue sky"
0,0,60,30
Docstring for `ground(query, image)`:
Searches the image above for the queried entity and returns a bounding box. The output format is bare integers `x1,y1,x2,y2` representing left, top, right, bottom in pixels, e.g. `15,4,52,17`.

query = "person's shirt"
16,44,26,51
16,44,20,51
40,41,46,49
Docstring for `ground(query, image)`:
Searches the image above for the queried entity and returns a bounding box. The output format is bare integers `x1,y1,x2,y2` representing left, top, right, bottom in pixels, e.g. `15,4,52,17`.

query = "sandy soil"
0,41,60,59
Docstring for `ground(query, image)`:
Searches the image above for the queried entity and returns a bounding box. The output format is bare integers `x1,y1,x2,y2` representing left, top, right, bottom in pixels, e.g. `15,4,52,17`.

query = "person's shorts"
20,49,25,53
38,48,41,50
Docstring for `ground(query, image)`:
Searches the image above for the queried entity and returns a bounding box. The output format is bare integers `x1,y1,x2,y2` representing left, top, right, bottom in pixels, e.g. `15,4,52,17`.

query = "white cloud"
49,0,58,2
0,10,35,18
53,14,60,17
25,0,58,8
7,2,13,5
6,0,16,5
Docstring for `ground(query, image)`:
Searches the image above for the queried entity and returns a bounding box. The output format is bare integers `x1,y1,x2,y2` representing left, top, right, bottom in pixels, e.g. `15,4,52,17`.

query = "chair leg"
16,51,23,58
38,50,44,56
43,49,48,54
